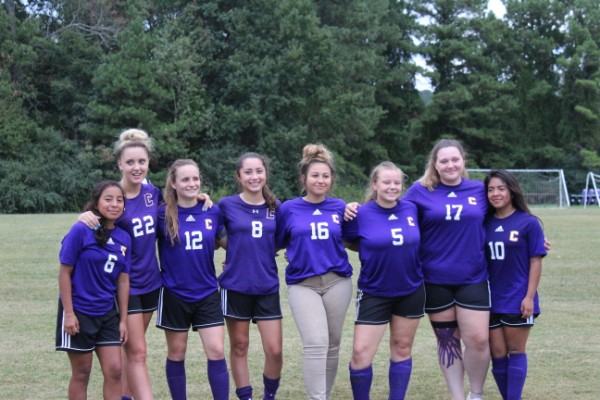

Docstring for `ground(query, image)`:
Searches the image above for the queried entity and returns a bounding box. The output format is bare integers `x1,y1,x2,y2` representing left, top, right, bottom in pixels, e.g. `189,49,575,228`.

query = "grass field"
0,208,599,399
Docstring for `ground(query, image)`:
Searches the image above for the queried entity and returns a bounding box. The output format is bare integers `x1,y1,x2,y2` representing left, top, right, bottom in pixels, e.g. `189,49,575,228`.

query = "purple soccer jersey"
342,200,423,297
275,197,352,285
116,183,162,296
485,210,546,314
157,202,224,302
59,222,131,316
403,179,488,285
217,195,280,295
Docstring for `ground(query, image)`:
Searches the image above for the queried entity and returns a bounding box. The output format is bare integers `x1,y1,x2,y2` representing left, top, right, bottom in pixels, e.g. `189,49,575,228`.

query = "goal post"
583,171,600,208
467,169,571,208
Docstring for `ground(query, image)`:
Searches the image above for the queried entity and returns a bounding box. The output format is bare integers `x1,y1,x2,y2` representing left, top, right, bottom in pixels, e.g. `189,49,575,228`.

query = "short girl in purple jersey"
275,144,353,400
155,159,229,400
218,153,283,400
343,162,424,400
56,181,130,399
484,169,546,400
402,139,490,400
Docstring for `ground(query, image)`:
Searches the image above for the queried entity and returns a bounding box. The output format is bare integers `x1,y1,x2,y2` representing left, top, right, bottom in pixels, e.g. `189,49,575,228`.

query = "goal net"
467,169,570,208
583,171,600,208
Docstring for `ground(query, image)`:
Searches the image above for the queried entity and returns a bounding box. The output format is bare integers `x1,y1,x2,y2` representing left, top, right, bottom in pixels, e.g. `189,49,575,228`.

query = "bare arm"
117,272,130,344
521,256,542,318
344,202,360,221
197,193,213,210
77,211,101,230
58,264,79,335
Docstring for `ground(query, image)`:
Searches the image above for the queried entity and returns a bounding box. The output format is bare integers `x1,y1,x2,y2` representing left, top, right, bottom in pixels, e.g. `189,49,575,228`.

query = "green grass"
0,208,599,399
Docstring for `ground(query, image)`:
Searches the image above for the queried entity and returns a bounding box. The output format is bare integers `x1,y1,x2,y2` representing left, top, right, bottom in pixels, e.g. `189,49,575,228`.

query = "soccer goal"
467,169,571,208
583,171,600,208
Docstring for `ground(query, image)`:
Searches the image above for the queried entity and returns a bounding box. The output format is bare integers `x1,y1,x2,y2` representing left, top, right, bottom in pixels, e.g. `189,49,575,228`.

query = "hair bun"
302,143,332,163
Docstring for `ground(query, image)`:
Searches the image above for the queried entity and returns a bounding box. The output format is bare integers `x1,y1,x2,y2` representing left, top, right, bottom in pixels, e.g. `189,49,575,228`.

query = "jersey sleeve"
342,214,359,243
59,223,86,266
528,217,547,258
274,202,289,249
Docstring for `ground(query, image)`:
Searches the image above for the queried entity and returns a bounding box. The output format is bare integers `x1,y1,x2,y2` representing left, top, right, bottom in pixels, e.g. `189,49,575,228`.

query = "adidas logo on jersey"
186,215,196,222
495,226,504,232
107,238,115,245
388,214,398,220
447,192,457,198
313,209,322,216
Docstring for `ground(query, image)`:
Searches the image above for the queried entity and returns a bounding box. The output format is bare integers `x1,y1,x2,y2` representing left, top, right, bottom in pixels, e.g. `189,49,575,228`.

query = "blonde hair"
298,143,335,192
418,139,468,191
113,129,154,160
364,161,405,203
163,159,200,245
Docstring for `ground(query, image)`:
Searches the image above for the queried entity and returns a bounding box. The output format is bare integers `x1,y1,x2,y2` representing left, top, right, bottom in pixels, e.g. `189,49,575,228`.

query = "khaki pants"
287,272,353,400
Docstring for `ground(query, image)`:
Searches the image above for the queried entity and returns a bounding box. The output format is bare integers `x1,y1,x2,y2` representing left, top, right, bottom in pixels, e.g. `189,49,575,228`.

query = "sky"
415,0,507,91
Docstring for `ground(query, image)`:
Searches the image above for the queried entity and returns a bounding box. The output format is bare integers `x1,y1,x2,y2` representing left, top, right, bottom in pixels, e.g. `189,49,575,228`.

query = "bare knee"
71,363,93,384
230,337,250,358
101,360,122,384
390,337,413,360
463,331,489,353
125,340,148,364
264,343,282,364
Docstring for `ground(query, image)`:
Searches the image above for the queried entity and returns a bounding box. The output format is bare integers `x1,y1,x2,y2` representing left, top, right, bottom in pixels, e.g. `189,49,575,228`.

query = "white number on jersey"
310,222,330,240
184,230,204,250
391,228,404,246
132,216,155,237
251,221,263,238
445,204,463,221
104,254,118,273
487,241,505,260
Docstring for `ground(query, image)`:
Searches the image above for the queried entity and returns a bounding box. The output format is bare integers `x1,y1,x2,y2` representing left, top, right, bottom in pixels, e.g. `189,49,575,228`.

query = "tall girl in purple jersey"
402,139,490,400
80,129,162,400
484,170,546,400
155,159,229,400
56,181,130,400
275,144,353,400
218,153,283,400
342,162,425,400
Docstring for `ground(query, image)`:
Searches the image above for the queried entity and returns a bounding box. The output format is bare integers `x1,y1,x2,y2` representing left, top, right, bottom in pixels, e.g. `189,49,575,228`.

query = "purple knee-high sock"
507,353,528,400
166,359,187,400
492,356,509,399
263,375,280,400
207,358,229,400
349,364,373,400
235,385,253,400
389,358,412,400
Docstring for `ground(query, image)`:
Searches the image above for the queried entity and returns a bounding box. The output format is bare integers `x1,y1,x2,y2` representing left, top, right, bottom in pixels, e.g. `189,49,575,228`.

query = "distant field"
0,208,598,399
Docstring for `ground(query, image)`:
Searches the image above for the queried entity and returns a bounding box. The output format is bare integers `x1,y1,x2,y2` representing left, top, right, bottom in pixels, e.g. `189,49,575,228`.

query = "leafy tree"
412,0,519,168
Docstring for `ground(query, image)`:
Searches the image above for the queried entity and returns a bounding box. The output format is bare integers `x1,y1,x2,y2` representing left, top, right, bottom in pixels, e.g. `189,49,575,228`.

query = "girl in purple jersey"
56,181,130,400
155,159,229,400
218,153,283,400
403,139,490,400
80,129,161,400
343,162,425,400
484,170,546,400
275,144,353,400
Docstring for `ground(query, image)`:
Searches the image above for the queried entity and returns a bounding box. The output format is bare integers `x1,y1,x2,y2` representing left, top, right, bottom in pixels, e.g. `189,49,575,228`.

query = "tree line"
1,0,599,213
